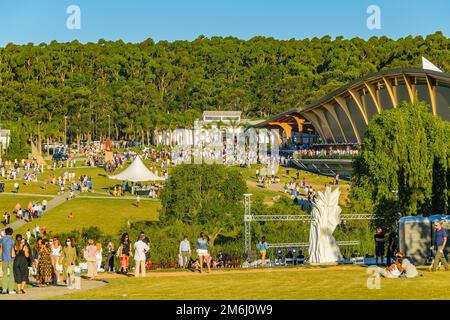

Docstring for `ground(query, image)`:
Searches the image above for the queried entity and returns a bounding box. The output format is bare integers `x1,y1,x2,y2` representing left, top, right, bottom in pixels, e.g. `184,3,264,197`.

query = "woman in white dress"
51,238,62,283
96,242,103,271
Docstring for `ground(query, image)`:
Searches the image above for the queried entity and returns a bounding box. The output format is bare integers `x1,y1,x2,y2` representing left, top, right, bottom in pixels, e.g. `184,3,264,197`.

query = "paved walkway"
0,278,106,300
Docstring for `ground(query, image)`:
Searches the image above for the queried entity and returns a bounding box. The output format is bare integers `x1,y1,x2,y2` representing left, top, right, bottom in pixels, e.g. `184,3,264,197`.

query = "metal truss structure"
267,241,360,249
244,194,378,257
249,214,376,222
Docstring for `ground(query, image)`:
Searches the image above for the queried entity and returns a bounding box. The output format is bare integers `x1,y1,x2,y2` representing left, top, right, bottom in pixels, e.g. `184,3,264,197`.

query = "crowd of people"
177,232,234,272
295,148,359,159
0,228,156,294
171,142,281,170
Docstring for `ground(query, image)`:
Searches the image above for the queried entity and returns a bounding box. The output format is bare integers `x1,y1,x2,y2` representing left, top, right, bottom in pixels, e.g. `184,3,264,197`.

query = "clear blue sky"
0,0,449,46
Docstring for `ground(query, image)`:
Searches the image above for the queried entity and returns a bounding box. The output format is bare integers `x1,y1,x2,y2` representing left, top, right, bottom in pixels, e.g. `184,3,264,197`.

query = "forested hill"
0,32,448,142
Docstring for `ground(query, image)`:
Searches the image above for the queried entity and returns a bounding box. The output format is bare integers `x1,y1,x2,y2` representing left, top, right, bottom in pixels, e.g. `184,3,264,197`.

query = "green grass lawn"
38,167,114,193
241,165,351,206
51,265,449,300
1,180,59,195
246,183,286,205
37,160,166,196
15,197,160,236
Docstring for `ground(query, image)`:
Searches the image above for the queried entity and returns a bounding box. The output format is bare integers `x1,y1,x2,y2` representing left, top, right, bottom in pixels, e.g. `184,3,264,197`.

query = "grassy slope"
1,181,59,195
241,165,351,206
53,266,447,300
0,195,49,225
15,197,160,236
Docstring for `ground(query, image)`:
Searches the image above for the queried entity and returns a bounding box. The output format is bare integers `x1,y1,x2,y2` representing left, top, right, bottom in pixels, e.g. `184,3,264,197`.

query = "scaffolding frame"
243,194,377,257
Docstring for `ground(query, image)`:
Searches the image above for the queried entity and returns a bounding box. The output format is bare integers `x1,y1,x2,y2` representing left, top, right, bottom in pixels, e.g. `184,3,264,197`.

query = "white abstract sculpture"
308,187,343,264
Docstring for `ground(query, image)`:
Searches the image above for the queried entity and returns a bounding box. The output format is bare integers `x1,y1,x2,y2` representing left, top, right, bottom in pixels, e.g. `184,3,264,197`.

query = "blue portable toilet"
398,216,431,265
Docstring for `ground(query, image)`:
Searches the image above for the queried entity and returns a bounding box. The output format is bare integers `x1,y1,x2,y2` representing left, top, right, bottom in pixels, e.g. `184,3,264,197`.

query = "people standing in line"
61,238,77,288
12,234,29,294
0,227,16,294
179,235,191,268
431,220,449,272
196,232,211,273
84,239,98,279
133,234,150,277
257,236,270,266
105,241,115,272
37,239,53,287
117,233,133,274
50,237,62,284
374,227,386,265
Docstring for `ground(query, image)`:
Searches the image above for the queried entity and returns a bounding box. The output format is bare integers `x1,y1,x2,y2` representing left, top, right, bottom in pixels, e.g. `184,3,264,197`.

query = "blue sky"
0,0,449,46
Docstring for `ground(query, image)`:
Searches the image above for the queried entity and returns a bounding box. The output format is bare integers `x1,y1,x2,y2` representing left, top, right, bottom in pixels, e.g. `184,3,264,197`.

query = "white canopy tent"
109,155,165,182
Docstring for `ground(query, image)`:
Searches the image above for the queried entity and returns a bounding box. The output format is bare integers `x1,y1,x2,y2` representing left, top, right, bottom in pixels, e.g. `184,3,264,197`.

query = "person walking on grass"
0,227,16,294
431,221,449,272
84,239,98,279
196,232,211,273
179,235,191,268
105,241,115,272
61,238,77,289
257,236,270,266
12,234,29,294
133,234,150,277
117,233,132,274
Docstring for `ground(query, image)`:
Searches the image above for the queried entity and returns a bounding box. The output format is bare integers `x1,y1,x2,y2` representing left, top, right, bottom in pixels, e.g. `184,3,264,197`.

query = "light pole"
38,121,42,155
64,116,68,148
108,115,111,138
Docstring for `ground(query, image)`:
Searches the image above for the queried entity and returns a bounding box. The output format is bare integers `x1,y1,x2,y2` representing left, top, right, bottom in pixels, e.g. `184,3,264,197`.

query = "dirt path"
0,278,106,300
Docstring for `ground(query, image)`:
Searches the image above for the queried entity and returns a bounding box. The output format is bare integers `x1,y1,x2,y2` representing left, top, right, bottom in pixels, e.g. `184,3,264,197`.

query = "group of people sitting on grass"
375,252,418,278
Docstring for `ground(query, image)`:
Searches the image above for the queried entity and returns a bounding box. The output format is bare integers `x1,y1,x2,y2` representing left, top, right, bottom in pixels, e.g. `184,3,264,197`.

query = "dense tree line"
349,100,450,227
0,32,448,146
159,164,247,247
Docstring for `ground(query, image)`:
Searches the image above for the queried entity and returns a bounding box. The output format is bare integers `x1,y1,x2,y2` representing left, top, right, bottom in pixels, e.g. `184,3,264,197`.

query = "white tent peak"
109,154,165,182
422,57,443,72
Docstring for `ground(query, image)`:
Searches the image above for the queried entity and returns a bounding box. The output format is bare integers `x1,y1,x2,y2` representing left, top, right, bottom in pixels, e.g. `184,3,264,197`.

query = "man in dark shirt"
431,221,449,271
374,227,386,265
